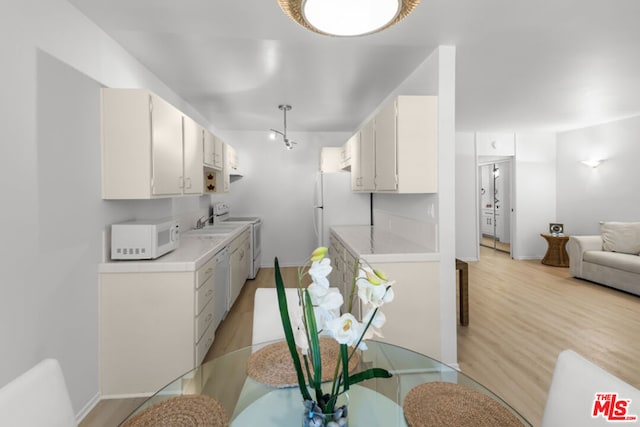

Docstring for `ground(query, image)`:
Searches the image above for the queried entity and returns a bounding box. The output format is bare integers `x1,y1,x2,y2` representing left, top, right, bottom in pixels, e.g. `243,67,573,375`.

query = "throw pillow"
600,222,640,255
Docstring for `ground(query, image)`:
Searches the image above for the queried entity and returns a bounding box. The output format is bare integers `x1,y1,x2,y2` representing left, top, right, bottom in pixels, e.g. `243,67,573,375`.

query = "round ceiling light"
277,0,421,37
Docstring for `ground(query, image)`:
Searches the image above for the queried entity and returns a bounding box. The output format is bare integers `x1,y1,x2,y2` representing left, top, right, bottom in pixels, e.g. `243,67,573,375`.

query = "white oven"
212,202,262,279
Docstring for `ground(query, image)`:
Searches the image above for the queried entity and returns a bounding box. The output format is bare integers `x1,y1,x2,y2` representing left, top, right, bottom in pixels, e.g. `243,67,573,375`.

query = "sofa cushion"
583,250,640,275
600,221,640,255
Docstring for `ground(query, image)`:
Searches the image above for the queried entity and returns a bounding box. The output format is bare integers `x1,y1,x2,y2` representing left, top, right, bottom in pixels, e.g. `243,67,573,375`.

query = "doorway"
478,158,512,254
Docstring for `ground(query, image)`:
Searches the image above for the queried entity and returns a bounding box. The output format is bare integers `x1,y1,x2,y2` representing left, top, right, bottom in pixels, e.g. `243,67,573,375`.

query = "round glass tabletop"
123,340,531,426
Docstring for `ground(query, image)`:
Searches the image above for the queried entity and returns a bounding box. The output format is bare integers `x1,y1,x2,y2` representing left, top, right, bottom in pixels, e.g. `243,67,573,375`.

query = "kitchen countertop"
331,225,439,263
99,223,250,273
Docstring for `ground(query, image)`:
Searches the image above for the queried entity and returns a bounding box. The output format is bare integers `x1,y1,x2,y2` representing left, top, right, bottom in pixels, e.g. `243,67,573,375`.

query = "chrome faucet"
195,215,214,229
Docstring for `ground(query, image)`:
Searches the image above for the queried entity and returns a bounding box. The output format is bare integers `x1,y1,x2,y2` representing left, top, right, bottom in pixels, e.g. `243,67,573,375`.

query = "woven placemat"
403,382,524,427
247,337,360,387
120,395,229,427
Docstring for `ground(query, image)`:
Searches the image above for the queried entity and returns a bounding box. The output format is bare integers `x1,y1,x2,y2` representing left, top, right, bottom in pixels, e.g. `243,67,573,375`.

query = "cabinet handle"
205,289,213,298
186,177,192,189
205,268,213,275
205,313,213,323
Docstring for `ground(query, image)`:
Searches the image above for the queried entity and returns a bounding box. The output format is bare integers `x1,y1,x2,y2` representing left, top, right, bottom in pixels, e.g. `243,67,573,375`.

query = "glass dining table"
122,340,531,426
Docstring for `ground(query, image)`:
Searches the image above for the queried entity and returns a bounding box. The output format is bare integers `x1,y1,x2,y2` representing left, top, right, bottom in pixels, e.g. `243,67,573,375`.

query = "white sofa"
569,222,640,296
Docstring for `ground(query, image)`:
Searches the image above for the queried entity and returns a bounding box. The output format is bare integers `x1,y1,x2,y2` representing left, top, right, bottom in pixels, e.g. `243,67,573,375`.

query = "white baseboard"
76,392,100,423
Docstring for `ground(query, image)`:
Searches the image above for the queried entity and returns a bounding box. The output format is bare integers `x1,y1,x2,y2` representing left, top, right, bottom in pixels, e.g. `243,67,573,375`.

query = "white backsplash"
373,209,438,251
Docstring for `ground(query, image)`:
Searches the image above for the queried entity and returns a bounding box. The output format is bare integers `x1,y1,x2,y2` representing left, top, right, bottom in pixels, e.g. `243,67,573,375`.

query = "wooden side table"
455,259,469,326
540,233,570,267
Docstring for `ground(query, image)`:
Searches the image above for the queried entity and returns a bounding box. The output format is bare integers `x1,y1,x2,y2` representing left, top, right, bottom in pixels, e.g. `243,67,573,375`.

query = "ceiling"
68,0,640,134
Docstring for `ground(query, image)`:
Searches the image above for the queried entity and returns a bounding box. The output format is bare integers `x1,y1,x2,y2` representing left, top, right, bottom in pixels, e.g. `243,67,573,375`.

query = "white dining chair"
252,287,342,347
0,358,76,427
541,349,640,427
252,287,301,346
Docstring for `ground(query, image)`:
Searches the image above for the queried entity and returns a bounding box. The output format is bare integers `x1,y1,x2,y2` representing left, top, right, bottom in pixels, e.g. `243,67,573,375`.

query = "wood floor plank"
458,247,640,426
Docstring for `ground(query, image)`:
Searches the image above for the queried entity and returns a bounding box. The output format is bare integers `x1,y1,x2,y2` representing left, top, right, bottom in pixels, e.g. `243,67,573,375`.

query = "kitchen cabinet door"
151,94,184,196
204,131,224,171
203,130,215,168
349,132,361,190
395,96,438,193
229,230,250,308
358,121,375,191
374,100,398,191
183,116,204,194
213,134,224,170
101,88,207,199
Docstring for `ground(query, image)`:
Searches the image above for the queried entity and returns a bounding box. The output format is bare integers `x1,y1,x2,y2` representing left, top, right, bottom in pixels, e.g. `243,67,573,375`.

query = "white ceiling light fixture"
277,0,421,37
269,104,296,150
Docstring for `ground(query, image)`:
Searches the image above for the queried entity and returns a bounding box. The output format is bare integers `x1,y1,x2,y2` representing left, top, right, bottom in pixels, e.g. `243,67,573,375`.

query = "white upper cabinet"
203,130,224,171
352,122,375,192
351,95,438,194
213,134,224,170
150,94,184,196
374,100,398,191
182,116,204,194
394,96,438,193
101,88,237,199
102,89,182,198
203,130,215,168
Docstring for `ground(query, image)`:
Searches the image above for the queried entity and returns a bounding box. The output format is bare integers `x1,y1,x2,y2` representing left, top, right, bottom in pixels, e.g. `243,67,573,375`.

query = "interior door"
478,159,512,254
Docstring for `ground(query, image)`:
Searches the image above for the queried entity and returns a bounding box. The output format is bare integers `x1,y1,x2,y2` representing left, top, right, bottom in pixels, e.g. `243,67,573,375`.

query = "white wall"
455,132,478,261
556,115,640,234
513,132,557,259
1,0,213,419
455,132,557,261
367,47,458,366
214,130,349,267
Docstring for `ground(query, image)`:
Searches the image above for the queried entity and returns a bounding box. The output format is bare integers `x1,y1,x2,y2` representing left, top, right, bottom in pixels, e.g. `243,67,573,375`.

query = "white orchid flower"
325,313,365,348
309,258,332,288
308,283,343,311
307,284,342,331
362,308,386,340
356,265,394,308
290,303,310,354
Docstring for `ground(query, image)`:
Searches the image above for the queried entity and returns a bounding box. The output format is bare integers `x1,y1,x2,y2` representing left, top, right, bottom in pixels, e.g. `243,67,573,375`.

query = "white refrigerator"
313,172,371,247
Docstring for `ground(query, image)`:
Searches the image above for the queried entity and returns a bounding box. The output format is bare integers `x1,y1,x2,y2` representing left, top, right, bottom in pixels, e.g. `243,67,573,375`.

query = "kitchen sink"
184,224,245,237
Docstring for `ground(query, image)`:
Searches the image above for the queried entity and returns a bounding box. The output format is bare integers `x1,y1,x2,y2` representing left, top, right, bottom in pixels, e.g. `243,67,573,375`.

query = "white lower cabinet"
329,229,441,359
329,234,361,319
229,229,251,309
99,255,220,397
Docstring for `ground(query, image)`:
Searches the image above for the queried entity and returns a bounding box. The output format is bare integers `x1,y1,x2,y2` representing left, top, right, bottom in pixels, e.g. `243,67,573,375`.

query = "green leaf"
340,344,350,392
348,368,393,385
303,290,322,392
274,258,312,401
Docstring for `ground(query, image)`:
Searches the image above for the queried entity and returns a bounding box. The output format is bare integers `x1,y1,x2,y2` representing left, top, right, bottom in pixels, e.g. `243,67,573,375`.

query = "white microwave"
111,218,179,260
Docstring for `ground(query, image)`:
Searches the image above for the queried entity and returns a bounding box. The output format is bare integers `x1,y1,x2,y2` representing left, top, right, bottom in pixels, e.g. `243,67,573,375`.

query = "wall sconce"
580,159,605,168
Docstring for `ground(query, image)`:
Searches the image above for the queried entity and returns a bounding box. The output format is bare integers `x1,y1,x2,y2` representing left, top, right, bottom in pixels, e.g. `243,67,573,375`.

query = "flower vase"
302,398,348,427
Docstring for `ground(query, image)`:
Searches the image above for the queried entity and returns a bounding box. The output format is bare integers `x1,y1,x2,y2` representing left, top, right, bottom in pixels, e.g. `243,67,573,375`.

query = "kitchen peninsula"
329,225,441,359
98,223,250,398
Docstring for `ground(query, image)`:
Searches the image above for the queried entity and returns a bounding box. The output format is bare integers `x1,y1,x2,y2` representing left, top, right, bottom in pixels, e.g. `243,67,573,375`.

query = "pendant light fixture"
277,0,421,37
269,104,296,150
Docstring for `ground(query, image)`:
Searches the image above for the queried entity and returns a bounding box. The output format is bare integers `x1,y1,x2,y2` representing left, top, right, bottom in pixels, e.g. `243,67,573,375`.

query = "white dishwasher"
213,247,230,331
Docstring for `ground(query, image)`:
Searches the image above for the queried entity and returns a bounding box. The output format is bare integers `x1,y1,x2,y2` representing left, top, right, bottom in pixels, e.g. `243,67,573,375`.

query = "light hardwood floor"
81,250,640,426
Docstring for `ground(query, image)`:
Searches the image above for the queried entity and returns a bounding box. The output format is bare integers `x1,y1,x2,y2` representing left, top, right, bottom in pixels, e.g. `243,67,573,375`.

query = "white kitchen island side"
330,226,441,360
